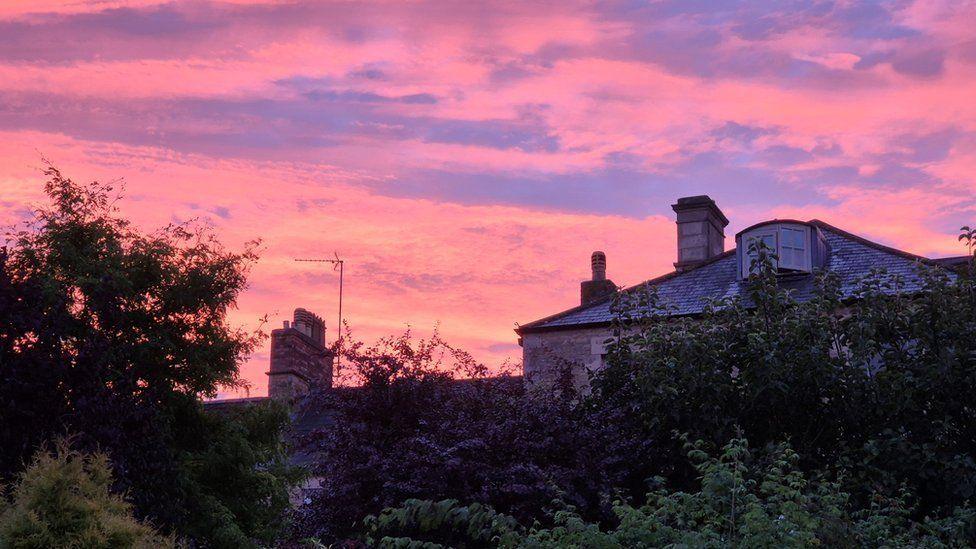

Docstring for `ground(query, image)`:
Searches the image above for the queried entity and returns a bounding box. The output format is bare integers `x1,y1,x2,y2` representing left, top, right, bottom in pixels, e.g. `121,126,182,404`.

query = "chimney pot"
581,251,615,306
591,251,607,281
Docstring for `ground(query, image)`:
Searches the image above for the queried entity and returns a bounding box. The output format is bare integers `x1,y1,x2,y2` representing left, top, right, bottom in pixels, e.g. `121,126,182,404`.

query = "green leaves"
1,166,290,547
362,499,523,549
0,439,174,549
178,399,303,547
360,438,975,548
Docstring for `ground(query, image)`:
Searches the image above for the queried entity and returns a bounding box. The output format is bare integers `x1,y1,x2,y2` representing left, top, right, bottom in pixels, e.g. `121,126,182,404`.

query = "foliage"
292,330,616,543
590,238,976,520
0,166,299,546
177,398,305,547
298,231,976,546
0,440,173,549
361,499,523,549
357,438,976,548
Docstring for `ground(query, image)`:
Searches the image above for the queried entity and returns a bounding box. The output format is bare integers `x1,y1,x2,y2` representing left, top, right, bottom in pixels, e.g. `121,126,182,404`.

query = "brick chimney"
580,251,616,306
672,195,729,272
267,308,334,400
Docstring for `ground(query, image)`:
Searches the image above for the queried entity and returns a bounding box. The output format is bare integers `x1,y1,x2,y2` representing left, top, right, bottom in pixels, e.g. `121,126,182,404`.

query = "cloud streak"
0,0,973,396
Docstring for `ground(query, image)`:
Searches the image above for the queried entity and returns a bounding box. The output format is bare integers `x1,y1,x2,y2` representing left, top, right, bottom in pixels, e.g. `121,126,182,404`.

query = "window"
743,231,777,276
737,222,819,279
778,225,809,271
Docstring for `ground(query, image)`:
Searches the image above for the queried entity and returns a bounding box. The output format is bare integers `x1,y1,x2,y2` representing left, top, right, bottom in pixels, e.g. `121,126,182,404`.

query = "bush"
357,438,976,548
589,241,976,517
0,440,172,549
177,398,305,547
362,499,522,548
292,330,617,543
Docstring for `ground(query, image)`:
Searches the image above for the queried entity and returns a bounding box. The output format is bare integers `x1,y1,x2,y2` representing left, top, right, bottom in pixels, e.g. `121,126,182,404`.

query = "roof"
517,220,961,334
202,396,269,412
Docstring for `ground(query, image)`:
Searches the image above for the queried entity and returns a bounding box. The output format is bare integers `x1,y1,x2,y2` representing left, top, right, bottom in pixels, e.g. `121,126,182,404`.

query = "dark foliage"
298,236,976,546
291,331,621,543
589,241,976,526
0,167,299,546
177,398,306,546
360,439,976,548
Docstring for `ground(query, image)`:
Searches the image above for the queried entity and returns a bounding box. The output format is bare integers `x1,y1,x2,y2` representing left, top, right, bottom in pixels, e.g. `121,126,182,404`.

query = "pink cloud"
1,0,974,396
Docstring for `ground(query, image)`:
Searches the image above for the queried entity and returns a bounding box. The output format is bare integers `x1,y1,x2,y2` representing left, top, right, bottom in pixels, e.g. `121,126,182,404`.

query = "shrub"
358,438,976,548
292,330,616,543
0,440,172,548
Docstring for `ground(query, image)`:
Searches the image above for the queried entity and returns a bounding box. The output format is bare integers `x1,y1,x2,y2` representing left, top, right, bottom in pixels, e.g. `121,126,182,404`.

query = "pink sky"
1,0,974,397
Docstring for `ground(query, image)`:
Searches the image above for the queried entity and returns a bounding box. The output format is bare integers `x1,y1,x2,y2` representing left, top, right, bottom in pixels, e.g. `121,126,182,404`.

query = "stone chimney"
580,251,616,306
672,195,728,272
267,308,334,400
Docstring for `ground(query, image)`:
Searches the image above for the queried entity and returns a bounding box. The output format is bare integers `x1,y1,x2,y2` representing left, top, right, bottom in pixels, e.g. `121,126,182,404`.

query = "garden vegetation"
3,170,975,547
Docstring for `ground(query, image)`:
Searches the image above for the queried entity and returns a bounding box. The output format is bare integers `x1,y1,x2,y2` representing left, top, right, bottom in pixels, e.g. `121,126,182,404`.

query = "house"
516,195,967,389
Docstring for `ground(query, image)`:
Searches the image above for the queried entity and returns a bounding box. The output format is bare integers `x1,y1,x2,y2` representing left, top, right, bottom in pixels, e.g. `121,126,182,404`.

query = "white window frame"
778,225,810,272
739,223,812,278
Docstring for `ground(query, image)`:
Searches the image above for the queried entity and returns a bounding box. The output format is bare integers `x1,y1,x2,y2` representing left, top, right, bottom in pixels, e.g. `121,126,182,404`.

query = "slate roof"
518,220,960,334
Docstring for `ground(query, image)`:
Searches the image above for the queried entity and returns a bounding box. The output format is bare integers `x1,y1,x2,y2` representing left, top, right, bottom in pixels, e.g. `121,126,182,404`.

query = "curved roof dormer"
735,220,828,280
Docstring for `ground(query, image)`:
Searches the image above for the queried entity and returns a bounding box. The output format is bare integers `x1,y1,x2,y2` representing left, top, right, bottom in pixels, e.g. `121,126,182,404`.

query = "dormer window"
737,221,827,279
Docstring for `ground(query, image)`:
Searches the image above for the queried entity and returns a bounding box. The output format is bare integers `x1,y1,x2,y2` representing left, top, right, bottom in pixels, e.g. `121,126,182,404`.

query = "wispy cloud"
1,0,973,395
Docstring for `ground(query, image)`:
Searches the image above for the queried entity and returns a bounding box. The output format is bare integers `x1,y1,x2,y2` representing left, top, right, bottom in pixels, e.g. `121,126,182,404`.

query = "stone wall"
521,326,614,390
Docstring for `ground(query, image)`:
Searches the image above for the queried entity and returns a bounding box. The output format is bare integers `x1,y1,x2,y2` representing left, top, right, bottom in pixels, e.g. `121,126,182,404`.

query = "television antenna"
294,253,345,371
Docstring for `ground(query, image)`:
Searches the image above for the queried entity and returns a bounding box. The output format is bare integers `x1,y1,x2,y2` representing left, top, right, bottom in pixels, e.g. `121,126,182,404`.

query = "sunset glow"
1,0,974,397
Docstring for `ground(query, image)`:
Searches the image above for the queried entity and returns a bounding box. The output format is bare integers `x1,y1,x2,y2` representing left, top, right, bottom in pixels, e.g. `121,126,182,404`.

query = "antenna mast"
294,253,345,371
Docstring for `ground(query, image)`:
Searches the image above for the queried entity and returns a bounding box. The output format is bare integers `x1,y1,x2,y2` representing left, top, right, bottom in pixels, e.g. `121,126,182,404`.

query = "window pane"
780,228,799,249
744,231,778,276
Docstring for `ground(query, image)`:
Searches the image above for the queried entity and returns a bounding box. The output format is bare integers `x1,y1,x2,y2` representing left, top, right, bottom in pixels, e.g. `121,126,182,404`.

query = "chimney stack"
672,195,728,272
580,251,616,306
267,308,334,401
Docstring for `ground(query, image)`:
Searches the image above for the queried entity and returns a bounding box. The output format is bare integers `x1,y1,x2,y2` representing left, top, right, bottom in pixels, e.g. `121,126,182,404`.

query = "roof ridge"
808,219,940,266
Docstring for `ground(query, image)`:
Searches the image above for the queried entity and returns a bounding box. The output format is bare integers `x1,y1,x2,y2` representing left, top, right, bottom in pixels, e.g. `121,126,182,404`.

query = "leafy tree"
177,398,305,547
292,330,616,543
589,238,976,522
0,166,299,546
0,440,173,549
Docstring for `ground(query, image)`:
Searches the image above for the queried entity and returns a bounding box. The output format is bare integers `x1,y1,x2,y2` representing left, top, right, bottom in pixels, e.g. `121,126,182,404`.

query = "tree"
0,440,173,549
0,166,298,545
588,239,976,523
292,330,617,544
177,398,306,546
